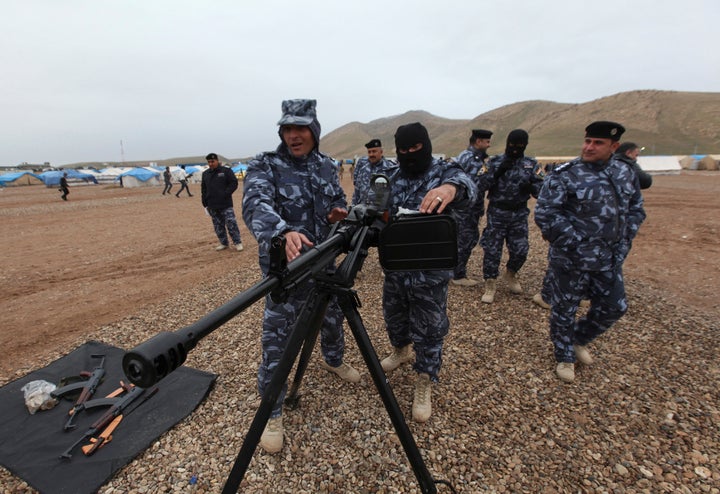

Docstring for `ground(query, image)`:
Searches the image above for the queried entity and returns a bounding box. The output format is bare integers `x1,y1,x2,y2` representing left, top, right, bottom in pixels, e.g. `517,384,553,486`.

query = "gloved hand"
519,182,533,195
493,159,513,180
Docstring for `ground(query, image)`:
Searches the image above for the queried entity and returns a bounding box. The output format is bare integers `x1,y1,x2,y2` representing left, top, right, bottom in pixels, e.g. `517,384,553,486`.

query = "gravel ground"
2,224,718,493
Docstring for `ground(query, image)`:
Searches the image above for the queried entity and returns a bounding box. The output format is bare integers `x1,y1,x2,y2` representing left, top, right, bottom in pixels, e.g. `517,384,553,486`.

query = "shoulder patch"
554,161,574,172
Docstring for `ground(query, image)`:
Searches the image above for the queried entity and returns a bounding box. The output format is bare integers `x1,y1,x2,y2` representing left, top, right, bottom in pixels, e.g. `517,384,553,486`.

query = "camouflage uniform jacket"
351,156,397,205
384,158,477,279
534,157,646,272
454,146,488,213
387,158,476,215
477,154,544,209
455,146,488,183
242,146,347,275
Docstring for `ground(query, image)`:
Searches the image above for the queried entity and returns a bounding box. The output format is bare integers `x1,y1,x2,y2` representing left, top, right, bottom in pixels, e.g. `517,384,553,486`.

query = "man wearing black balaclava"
378,122,477,423
476,129,545,303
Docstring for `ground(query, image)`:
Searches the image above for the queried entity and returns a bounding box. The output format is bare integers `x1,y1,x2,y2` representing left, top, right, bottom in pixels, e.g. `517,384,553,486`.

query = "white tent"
119,167,161,188
96,167,131,184
637,156,681,174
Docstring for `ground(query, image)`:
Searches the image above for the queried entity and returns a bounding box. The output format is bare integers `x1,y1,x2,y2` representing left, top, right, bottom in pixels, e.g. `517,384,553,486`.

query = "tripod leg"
337,290,438,494
222,288,330,494
285,299,327,409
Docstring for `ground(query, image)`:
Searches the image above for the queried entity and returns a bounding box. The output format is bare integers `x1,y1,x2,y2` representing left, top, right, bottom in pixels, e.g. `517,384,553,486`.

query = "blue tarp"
231,163,248,174
38,169,98,186
184,165,204,175
0,171,42,186
118,168,160,182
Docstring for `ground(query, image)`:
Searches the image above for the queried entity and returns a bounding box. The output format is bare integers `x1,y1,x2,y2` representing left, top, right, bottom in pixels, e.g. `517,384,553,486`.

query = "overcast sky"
2,0,718,165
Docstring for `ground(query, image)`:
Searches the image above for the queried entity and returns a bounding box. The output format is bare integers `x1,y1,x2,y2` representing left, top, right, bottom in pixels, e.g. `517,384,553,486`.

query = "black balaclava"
505,129,529,160
394,122,433,176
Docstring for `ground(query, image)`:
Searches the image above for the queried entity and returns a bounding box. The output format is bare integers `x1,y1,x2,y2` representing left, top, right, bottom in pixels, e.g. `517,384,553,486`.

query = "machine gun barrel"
122,228,352,388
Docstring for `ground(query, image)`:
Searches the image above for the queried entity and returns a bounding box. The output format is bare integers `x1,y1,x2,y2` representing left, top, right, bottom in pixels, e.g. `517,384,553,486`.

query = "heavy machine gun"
122,175,458,493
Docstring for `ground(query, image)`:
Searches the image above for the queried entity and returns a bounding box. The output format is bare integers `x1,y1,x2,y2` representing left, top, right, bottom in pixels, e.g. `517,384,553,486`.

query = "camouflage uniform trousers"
480,207,530,279
258,279,346,418
453,200,484,279
382,272,450,381
208,207,242,246
539,250,553,303
548,264,627,363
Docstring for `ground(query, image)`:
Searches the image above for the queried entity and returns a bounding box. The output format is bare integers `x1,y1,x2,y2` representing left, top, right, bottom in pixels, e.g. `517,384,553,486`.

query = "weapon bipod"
221,267,442,493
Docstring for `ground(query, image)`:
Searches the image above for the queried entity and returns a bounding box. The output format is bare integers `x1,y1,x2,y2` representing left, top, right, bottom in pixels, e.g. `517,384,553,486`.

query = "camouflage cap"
277,99,322,149
278,99,317,126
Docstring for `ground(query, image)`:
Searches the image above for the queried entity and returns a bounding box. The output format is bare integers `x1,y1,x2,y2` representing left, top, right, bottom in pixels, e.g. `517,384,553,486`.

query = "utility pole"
120,140,125,164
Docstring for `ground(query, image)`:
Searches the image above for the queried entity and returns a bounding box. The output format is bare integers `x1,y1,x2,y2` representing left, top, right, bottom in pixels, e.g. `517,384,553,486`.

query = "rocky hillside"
320,90,720,158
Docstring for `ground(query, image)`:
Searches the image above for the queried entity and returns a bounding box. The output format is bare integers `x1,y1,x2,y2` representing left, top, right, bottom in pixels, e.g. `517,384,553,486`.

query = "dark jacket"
201,165,238,210
614,153,653,189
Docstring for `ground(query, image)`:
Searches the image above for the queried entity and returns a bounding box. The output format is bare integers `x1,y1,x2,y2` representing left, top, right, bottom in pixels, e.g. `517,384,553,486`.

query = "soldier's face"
207,158,219,169
282,125,315,157
582,138,619,162
474,138,491,152
367,147,383,164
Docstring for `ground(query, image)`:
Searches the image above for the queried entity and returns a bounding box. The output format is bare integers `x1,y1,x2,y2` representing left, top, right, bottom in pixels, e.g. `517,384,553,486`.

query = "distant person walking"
174,165,193,197
59,173,69,201
201,153,243,251
162,166,173,195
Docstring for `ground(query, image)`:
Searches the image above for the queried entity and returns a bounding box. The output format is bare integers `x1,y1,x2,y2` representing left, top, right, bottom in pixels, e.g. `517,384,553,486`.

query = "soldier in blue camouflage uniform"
476,129,544,303
533,141,652,310
242,99,361,453
351,138,397,206
450,129,493,286
379,122,477,423
534,121,646,383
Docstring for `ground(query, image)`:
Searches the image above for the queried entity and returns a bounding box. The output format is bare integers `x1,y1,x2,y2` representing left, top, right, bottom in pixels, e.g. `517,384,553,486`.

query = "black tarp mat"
0,340,216,494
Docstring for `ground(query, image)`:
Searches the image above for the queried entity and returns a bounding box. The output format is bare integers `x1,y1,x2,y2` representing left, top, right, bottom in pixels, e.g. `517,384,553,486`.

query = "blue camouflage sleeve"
241,154,289,249
534,173,582,247
442,160,477,208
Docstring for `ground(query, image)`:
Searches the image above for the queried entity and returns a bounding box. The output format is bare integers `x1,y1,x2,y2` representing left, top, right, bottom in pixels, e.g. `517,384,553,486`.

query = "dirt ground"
0,172,718,377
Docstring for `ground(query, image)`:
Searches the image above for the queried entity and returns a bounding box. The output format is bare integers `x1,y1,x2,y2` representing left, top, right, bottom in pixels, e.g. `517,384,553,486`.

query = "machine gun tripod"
122,176,459,493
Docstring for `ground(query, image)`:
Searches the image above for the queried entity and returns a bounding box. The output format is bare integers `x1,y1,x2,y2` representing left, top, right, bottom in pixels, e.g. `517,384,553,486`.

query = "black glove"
519,182,533,195
493,159,513,180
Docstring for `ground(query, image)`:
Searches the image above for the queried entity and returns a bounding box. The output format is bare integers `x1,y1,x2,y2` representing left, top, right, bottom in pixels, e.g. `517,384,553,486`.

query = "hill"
320,90,720,158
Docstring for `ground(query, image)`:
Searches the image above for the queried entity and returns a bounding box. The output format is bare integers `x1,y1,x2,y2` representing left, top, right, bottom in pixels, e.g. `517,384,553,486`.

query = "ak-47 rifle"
51,354,106,430
81,386,159,456
60,384,148,459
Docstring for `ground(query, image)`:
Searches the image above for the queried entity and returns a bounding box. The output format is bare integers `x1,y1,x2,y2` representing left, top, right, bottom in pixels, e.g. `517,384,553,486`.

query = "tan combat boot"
574,345,593,365
556,363,575,383
380,343,414,372
481,278,496,304
532,293,550,309
504,270,523,294
260,416,283,453
450,277,479,287
320,360,361,383
412,373,432,422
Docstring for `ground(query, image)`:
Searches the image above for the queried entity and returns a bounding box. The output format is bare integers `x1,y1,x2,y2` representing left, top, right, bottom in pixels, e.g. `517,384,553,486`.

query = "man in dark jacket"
614,142,653,189
201,153,243,251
